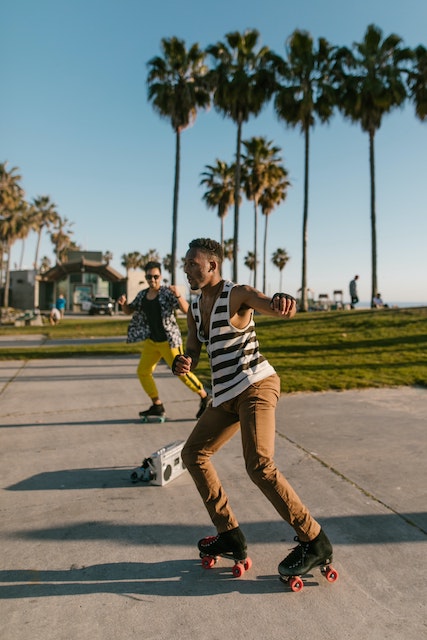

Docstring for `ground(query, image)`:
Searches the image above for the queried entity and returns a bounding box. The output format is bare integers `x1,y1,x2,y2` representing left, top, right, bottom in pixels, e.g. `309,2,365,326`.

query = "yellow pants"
137,339,205,399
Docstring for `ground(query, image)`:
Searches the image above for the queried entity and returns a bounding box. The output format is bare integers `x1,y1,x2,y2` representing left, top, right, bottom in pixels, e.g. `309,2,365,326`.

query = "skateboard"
279,563,339,592
199,551,253,578
139,414,166,423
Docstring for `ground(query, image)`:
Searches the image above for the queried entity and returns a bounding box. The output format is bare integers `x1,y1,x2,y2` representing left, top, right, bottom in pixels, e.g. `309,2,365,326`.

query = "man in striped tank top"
173,238,334,581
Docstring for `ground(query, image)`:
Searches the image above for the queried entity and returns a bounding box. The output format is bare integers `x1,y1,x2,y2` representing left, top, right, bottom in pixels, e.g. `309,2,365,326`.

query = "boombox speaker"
130,440,186,486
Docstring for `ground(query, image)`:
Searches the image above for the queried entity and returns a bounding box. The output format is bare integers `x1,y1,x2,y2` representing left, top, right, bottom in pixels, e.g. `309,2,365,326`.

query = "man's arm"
230,285,297,320
172,307,202,376
117,294,133,315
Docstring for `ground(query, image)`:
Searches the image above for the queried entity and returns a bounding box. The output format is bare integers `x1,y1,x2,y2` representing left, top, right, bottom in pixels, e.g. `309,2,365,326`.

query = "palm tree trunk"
233,117,243,282
253,200,258,289
171,129,180,285
300,125,310,311
369,129,377,308
34,230,42,271
262,213,269,294
19,240,25,270
4,242,11,308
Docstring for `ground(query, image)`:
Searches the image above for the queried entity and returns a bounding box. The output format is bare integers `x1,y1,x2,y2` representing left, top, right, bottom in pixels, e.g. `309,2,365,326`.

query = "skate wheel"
232,562,245,578
201,556,216,569
289,576,304,592
130,472,138,483
324,566,339,583
243,557,252,571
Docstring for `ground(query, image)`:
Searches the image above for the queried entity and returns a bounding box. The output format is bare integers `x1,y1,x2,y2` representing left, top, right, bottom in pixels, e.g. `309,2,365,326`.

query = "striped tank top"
192,280,276,406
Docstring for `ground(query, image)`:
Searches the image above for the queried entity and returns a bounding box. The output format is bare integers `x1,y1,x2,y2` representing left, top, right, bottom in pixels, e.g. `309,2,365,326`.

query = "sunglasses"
146,274,160,280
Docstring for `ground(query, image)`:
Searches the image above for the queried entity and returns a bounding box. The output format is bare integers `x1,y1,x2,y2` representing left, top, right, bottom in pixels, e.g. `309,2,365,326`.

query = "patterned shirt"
191,280,276,406
126,287,182,348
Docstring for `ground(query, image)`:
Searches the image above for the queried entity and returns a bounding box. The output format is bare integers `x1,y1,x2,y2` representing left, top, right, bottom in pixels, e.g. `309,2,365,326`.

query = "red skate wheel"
201,556,216,569
243,557,252,571
324,566,339,583
232,562,245,578
289,576,304,592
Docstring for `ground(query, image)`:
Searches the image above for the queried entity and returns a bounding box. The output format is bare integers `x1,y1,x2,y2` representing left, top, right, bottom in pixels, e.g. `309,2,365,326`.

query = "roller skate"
139,403,166,423
198,527,252,578
130,457,153,483
278,529,338,592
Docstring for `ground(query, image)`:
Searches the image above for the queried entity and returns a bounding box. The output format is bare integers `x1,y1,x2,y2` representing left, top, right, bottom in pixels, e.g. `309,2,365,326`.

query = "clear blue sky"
2,0,426,304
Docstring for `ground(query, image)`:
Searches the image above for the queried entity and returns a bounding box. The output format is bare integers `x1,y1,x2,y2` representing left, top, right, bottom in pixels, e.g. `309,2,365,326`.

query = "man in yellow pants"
118,261,211,420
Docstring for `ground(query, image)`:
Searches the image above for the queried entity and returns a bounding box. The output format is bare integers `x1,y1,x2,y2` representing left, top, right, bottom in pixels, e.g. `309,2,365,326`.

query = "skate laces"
199,535,219,549
285,537,310,570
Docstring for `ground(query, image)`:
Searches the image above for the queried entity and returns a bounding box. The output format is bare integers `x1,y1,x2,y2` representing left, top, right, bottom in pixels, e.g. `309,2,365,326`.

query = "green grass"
1,307,426,393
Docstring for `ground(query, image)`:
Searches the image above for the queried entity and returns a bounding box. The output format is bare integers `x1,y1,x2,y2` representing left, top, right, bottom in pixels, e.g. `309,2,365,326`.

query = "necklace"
199,280,224,339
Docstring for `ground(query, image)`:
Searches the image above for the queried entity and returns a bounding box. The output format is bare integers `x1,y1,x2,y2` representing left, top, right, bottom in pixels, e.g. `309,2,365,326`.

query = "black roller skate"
139,403,166,423
198,527,252,578
278,529,338,592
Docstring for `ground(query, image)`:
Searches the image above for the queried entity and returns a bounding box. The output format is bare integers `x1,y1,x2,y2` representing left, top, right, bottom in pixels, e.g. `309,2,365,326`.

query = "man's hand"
172,354,192,376
270,293,296,316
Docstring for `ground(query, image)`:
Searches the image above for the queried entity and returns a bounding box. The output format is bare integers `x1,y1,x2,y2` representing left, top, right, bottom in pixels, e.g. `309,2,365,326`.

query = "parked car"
89,296,114,315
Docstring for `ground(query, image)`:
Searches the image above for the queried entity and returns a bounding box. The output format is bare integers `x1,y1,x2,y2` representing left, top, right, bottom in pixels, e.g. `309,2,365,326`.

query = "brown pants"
182,374,321,542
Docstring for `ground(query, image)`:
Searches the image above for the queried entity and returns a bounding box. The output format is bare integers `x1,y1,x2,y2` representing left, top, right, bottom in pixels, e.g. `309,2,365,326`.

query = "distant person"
49,307,61,326
349,275,359,309
56,294,66,318
373,293,388,309
117,261,211,420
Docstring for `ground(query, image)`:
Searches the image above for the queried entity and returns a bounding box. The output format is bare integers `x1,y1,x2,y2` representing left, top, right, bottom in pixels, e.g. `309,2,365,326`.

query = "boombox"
130,440,186,486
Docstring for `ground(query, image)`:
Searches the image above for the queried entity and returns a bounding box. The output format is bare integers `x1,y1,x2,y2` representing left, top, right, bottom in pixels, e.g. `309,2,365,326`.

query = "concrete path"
0,354,426,640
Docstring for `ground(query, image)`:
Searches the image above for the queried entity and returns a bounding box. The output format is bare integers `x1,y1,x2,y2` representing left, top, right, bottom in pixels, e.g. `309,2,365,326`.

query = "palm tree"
147,37,210,285
0,162,27,307
259,165,290,293
272,248,290,291
207,29,275,281
200,160,236,247
142,249,161,267
334,24,413,307
241,136,287,289
273,30,336,311
244,250,257,285
407,45,427,121
16,201,32,270
121,252,144,276
30,195,60,271
50,216,76,263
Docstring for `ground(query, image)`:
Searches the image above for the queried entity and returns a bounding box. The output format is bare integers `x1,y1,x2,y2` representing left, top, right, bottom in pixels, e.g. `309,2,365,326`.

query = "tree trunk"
4,242,11,308
300,126,310,311
253,199,258,289
369,129,377,308
233,117,243,282
34,230,42,271
262,213,269,294
171,129,180,285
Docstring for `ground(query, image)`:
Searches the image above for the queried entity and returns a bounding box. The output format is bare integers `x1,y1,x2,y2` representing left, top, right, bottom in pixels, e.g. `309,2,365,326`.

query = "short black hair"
188,238,223,262
144,261,161,272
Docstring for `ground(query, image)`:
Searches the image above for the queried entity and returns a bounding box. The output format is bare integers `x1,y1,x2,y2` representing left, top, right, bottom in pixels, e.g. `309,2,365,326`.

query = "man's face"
184,248,211,290
145,268,161,290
